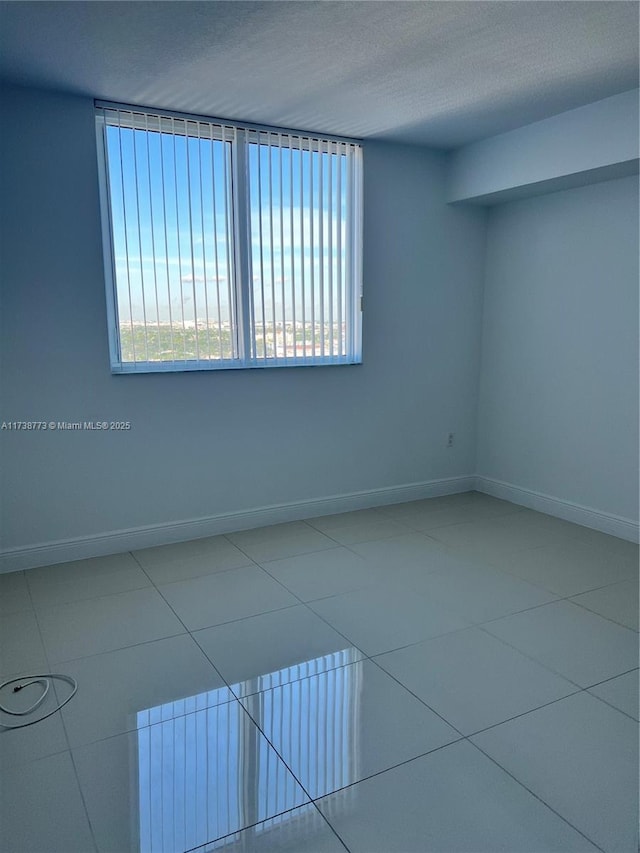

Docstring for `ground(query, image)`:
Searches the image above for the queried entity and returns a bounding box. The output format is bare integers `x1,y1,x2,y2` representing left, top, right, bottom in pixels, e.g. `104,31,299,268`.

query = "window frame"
95,102,363,374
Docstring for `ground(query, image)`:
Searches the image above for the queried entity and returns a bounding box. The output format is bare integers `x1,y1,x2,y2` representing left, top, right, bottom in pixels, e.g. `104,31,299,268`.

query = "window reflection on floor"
136,649,362,851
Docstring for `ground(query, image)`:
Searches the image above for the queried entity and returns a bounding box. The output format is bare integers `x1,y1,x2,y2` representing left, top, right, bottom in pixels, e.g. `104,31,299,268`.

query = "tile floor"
1,491,638,853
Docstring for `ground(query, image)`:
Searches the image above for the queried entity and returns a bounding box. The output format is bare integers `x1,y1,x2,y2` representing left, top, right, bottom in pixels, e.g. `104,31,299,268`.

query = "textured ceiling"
0,1,637,149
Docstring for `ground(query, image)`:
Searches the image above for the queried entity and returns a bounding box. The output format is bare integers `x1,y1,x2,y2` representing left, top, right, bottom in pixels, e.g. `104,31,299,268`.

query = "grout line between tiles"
232,699,319,810
474,621,592,690
230,554,633,713
492,562,639,612
22,572,100,853
228,698,362,853
132,546,306,631
566,593,639,632
585,690,638,723
237,681,467,820
364,655,467,738
364,626,635,748
175,631,475,851
582,667,639,721
366,628,635,737
477,585,638,632
25,579,173,614
17,539,633,694
470,630,639,723
319,522,637,621
384,508,529,536
142,558,257,586
307,715,613,853
20,517,636,623
585,665,639,689
316,807,354,853
473,550,637,599
5,497,635,852
477,613,637,691
33,611,637,753
116,550,324,850
223,522,339,561
44,630,197,669
129,552,235,682
254,556,371,636
56,695,236,752
462,689,585,738
181,801,352,853
467,739,608,853
131,540,371,852
308,738,466,804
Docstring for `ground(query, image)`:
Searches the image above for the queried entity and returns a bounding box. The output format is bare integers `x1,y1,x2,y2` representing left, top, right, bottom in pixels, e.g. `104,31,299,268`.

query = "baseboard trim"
1,475,476,573
475,476,640,543
6,474,635,573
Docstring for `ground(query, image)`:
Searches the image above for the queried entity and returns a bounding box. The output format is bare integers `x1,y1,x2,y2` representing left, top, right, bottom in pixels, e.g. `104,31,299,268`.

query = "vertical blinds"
96,105,362,372
136,652,361,850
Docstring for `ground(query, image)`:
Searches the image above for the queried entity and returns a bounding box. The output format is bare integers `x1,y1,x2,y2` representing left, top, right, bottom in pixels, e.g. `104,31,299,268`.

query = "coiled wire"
0,674,78,729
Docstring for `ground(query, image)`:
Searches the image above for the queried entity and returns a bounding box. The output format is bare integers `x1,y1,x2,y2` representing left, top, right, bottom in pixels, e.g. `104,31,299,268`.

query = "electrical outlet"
447,432,455,447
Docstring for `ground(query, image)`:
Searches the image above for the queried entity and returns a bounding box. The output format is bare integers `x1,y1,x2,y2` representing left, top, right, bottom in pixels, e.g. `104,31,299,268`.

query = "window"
95,104,363,373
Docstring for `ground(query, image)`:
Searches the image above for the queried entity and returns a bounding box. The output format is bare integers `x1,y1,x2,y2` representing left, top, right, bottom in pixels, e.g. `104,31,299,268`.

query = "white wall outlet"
447,432,455,447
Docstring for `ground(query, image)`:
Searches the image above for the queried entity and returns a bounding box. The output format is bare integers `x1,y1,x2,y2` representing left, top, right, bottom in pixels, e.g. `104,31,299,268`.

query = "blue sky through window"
105,123,350,362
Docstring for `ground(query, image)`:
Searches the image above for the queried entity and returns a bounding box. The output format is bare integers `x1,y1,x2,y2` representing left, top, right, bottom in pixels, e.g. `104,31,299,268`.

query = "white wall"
0,84,487,562
448,89,639,204
476,175,639,524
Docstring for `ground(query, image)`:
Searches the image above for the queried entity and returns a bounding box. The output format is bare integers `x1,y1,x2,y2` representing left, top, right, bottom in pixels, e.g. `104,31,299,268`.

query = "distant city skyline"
106,124,350,336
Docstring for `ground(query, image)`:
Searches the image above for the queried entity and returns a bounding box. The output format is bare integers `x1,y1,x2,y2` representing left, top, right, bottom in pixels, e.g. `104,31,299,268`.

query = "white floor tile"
74,703,310,853
36,586,185,662
472,692,638,853
194,805,347,852
347,542,475,590
589,670,638,720
569,526,640,556
570,579,639,630
0,609,48,678
317,518,413,546
497,507,584,539
397,501,523,533
412,561,557,624
55,634,232,748
482,600,638,687
27,552,151,608
133,535,253,584
495,509,591,540
158,565,298,631
429,514,574,560
241,658,459,799
0,570,32,615
456,492,526,514
316,740,598,852
309,583,469,656
260,547,381,601
228,521,318,545
305,507,395,532
348,532,447,569
490,538,639,596
377,493,479,521
227,523,336,562
0,751,96,852
193,605,363,696
2,500,635,853
375,627,576,734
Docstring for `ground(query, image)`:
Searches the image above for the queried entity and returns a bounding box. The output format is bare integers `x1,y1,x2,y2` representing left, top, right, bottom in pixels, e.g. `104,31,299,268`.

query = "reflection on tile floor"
74,701,309,853
1,492,638,852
